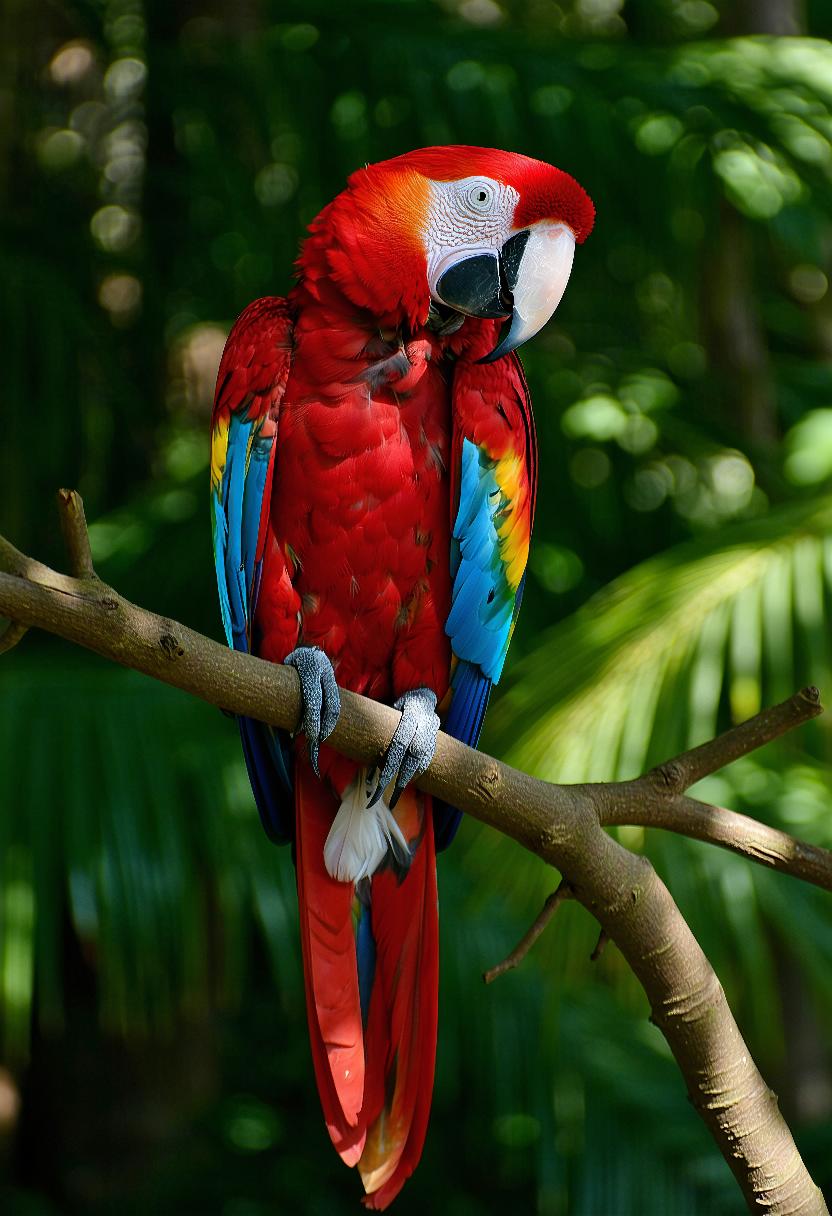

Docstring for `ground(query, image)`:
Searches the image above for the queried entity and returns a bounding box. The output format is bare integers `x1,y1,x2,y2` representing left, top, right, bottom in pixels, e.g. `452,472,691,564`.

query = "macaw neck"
294,185,505,363
296,186,431,332
288,268,504,381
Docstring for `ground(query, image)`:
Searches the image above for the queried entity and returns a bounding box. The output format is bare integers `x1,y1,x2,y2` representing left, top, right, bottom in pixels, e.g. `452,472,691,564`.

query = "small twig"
483,881,571,984
57,489,96,580
645,688,822,794
0,619,28,656
590,928,609,962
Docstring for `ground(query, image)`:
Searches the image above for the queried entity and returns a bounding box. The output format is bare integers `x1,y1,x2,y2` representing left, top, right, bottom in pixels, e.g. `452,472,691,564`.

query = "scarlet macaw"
210,146,593,1208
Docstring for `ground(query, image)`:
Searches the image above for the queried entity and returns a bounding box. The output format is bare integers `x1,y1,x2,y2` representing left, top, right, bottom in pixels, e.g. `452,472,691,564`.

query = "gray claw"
284,646,341,777
371,687,439,807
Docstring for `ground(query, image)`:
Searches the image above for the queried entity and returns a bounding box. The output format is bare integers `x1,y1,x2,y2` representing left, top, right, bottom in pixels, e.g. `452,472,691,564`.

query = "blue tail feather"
239,717,294,844
433,661,492,852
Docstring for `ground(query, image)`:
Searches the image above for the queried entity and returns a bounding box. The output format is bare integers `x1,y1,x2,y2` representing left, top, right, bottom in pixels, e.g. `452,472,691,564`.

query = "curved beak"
435,251,510,320
480,223,576,363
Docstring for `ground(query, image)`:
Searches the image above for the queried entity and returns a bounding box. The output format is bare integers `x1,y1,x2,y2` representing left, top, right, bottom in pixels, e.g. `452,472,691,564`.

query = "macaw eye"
466,181,495,212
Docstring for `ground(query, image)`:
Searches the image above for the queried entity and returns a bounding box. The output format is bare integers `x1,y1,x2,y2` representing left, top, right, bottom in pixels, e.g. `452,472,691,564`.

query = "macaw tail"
357,787,439,1210
295,763,367,1164
294,761,439,1210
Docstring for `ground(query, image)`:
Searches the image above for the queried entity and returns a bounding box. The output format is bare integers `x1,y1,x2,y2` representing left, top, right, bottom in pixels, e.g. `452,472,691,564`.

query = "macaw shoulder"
452,352,537,505
213,296,295,425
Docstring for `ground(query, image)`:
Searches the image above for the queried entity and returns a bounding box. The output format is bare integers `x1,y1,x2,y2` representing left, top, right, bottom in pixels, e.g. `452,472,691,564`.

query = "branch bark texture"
0,492,829,1215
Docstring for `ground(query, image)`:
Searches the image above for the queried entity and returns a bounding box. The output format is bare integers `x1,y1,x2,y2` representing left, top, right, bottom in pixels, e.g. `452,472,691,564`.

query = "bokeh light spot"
282,24,320,52
785,410,832,485
570,447,611,488
255,163,298,207
98,273,142,325
459,0,503,26
37,128,84,171
447,60,485,91
330,91,368,139
103,57,147,102
788,265,828,304
493,1113,541,1148
532,543,584,593
562,395,626,441
49,41,95,85
90,205,141,251
635,114,683,156
531,85,573,117
223,1096,283,1153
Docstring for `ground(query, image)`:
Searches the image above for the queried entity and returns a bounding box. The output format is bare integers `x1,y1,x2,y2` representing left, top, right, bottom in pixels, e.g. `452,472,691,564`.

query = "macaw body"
211,146,594,1208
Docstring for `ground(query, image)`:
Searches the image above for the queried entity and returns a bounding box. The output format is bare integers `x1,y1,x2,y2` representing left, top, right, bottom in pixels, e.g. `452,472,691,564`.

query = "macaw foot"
369,687,440,810
284,646,341,777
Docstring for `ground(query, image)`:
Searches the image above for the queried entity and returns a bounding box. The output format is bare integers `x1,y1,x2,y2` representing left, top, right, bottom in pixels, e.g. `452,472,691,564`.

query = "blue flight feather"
433,660,492,851
214,405,295,844
239,717,294,843
356,895,377,1026
223,413,254,651
445,439,515,683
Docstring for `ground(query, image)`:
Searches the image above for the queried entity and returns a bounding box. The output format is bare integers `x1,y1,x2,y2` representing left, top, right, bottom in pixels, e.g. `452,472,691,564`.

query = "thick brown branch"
483,881,571,983
0,497,829,1216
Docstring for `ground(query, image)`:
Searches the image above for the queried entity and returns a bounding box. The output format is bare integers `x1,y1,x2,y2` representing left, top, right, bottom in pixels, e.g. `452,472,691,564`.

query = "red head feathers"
298,145,594,353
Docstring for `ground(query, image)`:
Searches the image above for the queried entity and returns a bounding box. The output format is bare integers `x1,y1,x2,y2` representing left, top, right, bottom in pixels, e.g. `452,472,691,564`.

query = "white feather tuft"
323,769,412,884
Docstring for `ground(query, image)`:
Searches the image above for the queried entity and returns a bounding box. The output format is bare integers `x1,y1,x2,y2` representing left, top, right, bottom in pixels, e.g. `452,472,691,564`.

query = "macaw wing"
211,296,295,841
436,353,537,850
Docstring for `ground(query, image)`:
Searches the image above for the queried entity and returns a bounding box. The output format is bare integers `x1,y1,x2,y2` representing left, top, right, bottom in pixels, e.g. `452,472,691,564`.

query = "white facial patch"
423,176,520,301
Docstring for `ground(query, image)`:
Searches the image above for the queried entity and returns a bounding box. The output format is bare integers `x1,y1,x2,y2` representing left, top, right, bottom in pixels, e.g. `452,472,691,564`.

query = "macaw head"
304,145,594,361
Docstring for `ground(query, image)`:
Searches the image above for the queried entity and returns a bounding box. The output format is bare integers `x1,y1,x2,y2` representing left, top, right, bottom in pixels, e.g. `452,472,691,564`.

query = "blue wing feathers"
241,433,272,595
445,439,515,684
440,354,536,850
217,412,276,651
212,492,233,647
212,308,296,845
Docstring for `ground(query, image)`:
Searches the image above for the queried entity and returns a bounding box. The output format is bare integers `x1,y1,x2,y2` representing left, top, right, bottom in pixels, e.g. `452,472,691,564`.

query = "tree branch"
57,488,96,579
643,687,822,793
0,495,829,1216
605,793,832,891
483,881,572,984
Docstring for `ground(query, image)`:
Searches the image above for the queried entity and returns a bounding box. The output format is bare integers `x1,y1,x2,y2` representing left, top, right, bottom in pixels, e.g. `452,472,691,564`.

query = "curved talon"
284,646,341,777
370,687,439,807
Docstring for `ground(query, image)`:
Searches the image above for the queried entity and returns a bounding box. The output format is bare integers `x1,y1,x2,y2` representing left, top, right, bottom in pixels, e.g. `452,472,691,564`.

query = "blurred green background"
3,0,832,1212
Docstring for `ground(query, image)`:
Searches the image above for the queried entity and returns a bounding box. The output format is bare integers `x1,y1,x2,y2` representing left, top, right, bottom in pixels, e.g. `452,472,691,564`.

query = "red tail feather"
295,762,366,1160
358,790,439,1209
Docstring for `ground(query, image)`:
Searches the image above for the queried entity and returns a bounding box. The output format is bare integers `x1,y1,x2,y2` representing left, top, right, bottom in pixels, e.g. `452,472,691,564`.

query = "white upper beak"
483,222,576,362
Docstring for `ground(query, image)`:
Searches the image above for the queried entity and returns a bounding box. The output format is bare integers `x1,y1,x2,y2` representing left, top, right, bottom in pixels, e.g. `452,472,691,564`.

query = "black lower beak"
435,253,509,320
476,230,532,363
498,230,530,292
433,234,534,350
